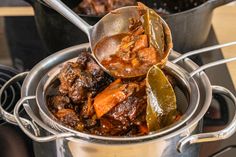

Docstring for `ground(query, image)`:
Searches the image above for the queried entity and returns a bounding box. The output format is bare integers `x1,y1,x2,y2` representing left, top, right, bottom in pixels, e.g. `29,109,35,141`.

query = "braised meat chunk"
48,95,71,113
76,0,136,15
58,52,112,103
55,109,85,131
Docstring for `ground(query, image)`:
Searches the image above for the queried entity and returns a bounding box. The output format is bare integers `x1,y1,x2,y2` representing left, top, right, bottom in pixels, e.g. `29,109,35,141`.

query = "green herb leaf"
146,65,177,131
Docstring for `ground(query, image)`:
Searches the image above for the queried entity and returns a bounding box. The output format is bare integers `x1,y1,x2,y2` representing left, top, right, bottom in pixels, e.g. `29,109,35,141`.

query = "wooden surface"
0,7,33,16
212,5,236,88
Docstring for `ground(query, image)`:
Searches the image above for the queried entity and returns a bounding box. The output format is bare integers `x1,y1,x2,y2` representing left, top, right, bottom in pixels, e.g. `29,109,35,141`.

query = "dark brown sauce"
94,33,128,61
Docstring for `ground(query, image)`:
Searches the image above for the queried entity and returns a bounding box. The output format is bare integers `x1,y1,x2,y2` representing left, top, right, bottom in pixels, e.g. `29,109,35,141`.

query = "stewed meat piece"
58,52,112,103
55,109,85,131
48,95,71,113
76,0,136,15
58,62,81,95
137,47,158,64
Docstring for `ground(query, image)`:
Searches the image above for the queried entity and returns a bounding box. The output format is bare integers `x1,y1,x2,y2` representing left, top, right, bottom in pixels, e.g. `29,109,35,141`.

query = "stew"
47,51,180,136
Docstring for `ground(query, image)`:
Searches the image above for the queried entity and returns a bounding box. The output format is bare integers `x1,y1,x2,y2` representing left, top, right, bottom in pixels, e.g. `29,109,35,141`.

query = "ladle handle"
172,41,236,63
190,56,236,77
0,72,39,136
14,96,75,142
177,85,236,153
42,0,92,36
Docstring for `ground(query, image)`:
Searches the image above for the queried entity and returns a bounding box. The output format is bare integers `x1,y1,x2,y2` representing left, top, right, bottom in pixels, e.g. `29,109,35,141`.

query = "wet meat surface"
76,0,136,15
58,52,112,104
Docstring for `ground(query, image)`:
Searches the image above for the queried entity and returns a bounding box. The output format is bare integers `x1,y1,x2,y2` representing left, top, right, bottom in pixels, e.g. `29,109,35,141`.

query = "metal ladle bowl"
41,0,173,78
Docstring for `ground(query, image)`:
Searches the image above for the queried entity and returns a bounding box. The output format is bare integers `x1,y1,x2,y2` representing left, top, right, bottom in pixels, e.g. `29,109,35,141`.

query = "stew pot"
24,0,235,53
1,44,236,157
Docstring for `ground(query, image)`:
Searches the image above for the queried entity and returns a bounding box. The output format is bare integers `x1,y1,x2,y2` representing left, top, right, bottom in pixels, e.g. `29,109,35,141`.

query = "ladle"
41,0,172,78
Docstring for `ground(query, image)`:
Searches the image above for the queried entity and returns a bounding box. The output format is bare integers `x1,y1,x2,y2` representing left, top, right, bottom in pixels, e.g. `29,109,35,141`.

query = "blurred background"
0,1,236,157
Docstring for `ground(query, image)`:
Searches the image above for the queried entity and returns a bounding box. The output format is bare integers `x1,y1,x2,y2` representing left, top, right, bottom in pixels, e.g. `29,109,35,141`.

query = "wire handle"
0,72,39,135
190,57,236,77
172,41,236,63
13,96,75,142
177,85,236,153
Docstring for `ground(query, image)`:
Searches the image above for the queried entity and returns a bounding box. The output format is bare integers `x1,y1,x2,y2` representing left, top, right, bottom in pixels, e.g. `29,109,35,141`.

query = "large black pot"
155,0,236,52
25,0,235,53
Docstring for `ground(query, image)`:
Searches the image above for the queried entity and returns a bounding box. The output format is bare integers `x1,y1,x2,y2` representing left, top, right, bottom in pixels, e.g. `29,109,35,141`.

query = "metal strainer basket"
34,50,199,137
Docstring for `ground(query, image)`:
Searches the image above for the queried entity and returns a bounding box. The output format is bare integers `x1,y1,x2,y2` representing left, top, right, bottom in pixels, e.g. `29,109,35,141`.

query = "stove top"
0,65,34,157
0,65,21,123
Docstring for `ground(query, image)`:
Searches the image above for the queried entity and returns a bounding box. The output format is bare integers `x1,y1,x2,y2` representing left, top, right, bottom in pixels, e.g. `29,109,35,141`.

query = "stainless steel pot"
1,44,236,157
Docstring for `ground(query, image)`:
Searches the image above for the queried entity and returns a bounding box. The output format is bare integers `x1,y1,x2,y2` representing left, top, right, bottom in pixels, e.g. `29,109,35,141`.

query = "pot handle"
0,72,39,135
210,0,236,9
14,96,76,142
177,85,236,153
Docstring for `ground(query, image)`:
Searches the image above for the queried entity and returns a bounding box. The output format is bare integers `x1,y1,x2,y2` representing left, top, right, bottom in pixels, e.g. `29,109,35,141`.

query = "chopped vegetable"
93,79,127,118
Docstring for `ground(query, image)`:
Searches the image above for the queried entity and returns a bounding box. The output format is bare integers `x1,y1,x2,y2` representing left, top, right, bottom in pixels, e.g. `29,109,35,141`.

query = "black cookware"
24,0,235,53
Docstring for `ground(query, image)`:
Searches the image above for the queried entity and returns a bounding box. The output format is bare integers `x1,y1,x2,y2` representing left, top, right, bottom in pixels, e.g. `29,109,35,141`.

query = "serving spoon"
41,0,172,78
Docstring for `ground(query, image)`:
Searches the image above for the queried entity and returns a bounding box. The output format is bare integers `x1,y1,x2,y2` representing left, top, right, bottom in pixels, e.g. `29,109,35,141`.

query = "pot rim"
37,0,216,19
20,43,212,144
70,0,217,18
159,0,213,18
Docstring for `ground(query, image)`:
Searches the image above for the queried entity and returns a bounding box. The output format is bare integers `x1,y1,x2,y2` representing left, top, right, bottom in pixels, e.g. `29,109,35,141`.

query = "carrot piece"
93,79,127,118
132,35,148,52
139,124,148,134
174,114,181,122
